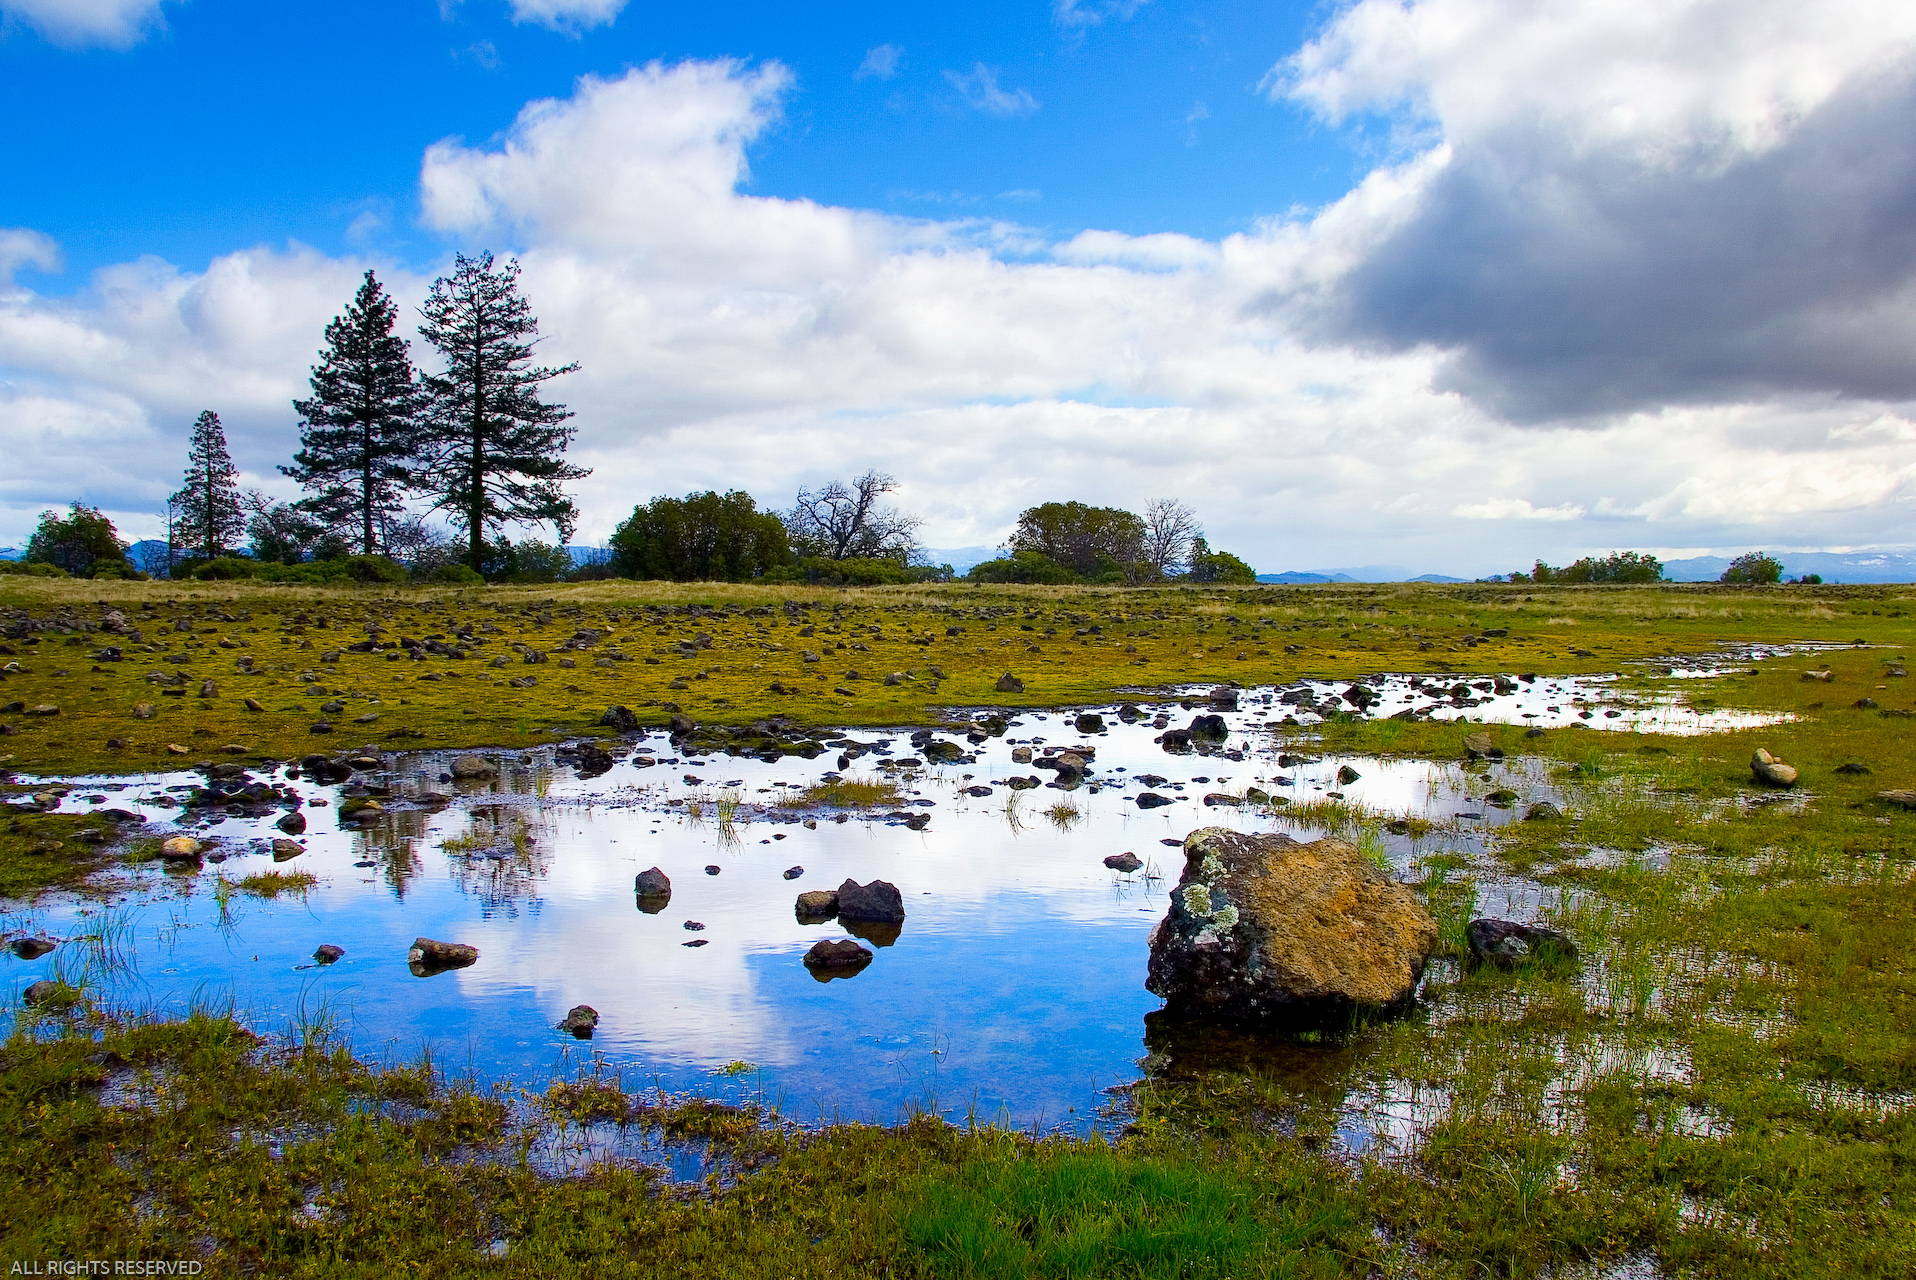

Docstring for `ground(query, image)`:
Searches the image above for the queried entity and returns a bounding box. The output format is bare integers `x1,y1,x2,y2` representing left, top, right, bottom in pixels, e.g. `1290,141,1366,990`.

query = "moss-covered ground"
3,579,1914,1274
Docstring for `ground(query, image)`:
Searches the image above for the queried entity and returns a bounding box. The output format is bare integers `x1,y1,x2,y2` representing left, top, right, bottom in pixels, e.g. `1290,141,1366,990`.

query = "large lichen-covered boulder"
1146,828,1436,1023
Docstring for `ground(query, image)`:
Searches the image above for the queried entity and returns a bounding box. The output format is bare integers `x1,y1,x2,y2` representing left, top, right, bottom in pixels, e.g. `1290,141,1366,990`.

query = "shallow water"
0,669,1742,1128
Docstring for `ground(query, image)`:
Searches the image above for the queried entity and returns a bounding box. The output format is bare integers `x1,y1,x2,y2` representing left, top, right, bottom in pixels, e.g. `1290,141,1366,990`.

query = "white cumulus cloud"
855,43,903,81
943,64,1041,117
1,0,168,48
506,0,627,33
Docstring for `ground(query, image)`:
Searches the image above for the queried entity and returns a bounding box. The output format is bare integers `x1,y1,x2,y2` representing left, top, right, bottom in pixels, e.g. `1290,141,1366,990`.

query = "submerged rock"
408,937,479,974
1135,792,1173,809
634,867,672,908
22,980,66,1008
160,836,201,859
558,1004,599,1038
313,944,345,965
450,754,496,779
9,936,56,960
1465,919,1578,968
1751,748,1798,787
1104,852,1143,873
1145,828,1436,1024
270,839,304,861
795,889,839,919
803,938,872,976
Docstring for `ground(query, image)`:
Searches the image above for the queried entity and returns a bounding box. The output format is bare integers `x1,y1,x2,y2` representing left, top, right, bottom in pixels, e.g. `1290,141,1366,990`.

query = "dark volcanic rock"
408,937,479,975
836,878,905,924
558,1004,600,1038
1465,919,1579,968
598,704,640,732
803,939,872,975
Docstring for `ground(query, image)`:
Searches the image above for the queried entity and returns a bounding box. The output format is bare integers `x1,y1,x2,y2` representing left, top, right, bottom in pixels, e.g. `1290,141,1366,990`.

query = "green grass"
234,869,318,898
795,774,904,808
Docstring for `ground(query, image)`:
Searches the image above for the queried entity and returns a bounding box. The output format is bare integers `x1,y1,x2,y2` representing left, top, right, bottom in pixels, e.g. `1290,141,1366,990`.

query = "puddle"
0,671,1738,1128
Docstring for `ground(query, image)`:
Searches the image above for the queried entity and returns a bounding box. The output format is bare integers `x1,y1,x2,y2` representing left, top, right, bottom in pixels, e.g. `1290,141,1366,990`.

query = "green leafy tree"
24,503,128,578
1006,502,1146,578
479,537,575,584
170,410,246,560
1721,553,1784,584
1184,537,1258,584
416,252,587,570
608,491,791,581
284,270,423,555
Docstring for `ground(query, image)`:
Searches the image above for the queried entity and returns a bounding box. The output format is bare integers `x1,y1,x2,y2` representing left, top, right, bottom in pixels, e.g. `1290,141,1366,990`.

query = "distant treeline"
7,259,1258,587
1485,551,1819,586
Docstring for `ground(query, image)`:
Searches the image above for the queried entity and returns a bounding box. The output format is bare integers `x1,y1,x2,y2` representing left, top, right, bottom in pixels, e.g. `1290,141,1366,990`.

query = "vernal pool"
0,668,1767,1128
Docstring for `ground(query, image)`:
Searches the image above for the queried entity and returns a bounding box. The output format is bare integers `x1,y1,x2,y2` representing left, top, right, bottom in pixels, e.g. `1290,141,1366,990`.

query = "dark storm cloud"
1318,62,1916,422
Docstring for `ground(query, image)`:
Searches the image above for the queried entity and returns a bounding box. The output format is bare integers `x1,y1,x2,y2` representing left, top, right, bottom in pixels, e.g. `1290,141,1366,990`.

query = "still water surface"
1,667,1767,1126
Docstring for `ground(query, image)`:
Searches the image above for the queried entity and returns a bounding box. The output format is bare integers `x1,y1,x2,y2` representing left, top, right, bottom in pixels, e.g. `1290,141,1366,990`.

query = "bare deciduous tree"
1141,498,1202,577
786,471,923,562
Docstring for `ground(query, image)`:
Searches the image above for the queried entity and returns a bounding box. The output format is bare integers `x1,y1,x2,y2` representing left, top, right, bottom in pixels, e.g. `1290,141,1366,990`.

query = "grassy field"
3,578,1914,1275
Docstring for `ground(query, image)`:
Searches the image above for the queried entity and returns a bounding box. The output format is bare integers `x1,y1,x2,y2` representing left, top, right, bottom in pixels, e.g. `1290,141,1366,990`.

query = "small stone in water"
783,866,804,880
705,864,721,875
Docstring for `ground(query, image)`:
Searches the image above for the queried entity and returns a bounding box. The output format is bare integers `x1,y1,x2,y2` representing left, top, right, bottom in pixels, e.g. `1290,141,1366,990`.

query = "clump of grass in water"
796,775,902,809
1042,798,1082,831
235,869,318,899
1353,825,1392,871
1421,867,1479,961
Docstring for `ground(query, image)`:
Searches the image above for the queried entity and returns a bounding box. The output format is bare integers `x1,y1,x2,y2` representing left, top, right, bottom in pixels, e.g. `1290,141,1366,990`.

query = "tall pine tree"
170,410,245,560
284,270,422,555
416,252,587,570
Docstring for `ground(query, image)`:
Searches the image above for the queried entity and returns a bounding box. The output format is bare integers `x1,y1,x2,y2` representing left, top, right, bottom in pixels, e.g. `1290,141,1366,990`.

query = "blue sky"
2,0,1914,573
4,1,1363,283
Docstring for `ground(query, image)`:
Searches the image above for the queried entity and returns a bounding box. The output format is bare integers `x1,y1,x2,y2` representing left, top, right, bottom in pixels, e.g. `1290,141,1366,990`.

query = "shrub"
421,563,484,586
187,556,262,580
1721,553,1784,584
342,554,407,584
0,559,68,577
966,551,1078,584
